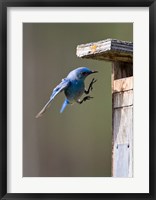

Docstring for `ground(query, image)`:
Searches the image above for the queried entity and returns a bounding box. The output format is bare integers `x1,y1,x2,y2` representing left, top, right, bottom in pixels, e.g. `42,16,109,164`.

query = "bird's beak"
91,70,98,74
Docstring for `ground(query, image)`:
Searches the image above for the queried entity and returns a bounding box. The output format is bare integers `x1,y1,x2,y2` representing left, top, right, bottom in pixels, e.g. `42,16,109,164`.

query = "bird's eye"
82,72,87,75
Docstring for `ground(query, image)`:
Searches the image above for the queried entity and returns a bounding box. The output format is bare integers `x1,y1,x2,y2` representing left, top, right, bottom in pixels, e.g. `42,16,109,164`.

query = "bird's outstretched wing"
36,78,70,118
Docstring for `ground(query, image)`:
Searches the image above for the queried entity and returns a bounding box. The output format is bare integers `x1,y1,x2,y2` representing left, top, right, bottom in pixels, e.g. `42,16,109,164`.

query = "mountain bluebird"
36,67,98,118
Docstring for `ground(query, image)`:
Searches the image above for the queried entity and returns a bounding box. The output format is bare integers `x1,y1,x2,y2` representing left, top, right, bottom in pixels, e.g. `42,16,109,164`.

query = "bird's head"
68,67,98,80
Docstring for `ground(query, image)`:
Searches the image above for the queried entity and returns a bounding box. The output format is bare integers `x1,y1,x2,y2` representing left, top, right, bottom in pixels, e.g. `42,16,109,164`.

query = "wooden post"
76,39,133,177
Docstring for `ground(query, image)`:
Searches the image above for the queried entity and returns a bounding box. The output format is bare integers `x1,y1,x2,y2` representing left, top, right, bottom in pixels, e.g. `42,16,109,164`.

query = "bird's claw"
90,78,97,91
83,96,93,101
78,96,93,104
84,78,97,94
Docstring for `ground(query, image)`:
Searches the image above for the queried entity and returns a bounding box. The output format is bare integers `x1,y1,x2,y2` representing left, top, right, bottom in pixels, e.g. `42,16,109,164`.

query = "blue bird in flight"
36,67,98,118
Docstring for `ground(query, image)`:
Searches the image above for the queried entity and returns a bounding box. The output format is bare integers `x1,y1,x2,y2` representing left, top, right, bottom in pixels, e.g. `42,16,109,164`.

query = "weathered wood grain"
113,144,130,177
113,77,133,93
113,106,133,177
77,39,133,63
114,90,133,108
113,107,133,145
112,62,133,79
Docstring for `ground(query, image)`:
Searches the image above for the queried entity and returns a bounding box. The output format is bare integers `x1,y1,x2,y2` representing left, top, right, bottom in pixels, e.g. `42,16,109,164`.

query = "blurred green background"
23,23,133,177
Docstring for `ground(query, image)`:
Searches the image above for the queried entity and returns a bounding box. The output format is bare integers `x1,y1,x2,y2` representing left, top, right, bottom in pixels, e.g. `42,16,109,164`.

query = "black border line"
0,0,155,199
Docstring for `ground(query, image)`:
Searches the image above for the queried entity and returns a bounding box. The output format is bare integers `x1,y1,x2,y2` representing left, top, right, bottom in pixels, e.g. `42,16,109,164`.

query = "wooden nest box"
76,38,133,177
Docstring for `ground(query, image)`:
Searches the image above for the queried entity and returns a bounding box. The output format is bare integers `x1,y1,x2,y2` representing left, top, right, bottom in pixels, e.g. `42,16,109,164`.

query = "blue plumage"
36,67,98,118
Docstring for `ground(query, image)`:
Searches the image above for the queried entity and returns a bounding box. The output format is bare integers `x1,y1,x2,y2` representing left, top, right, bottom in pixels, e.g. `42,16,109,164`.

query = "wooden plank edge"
76,38,133,61
113,76,133,93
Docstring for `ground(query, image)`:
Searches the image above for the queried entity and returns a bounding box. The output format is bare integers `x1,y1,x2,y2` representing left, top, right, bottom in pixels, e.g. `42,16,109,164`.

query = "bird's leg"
77,96,93,104
78,78,97,104
85,78,97,94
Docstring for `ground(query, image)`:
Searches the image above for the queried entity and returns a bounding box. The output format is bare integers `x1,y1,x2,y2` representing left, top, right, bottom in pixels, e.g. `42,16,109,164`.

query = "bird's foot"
85,78,97,94
77,96,93,104
90,78,97,91
83,96,93,101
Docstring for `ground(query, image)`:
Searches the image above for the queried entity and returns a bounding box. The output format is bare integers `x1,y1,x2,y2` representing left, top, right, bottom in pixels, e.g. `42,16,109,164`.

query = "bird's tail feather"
60,99,69,113
35,99,52,118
